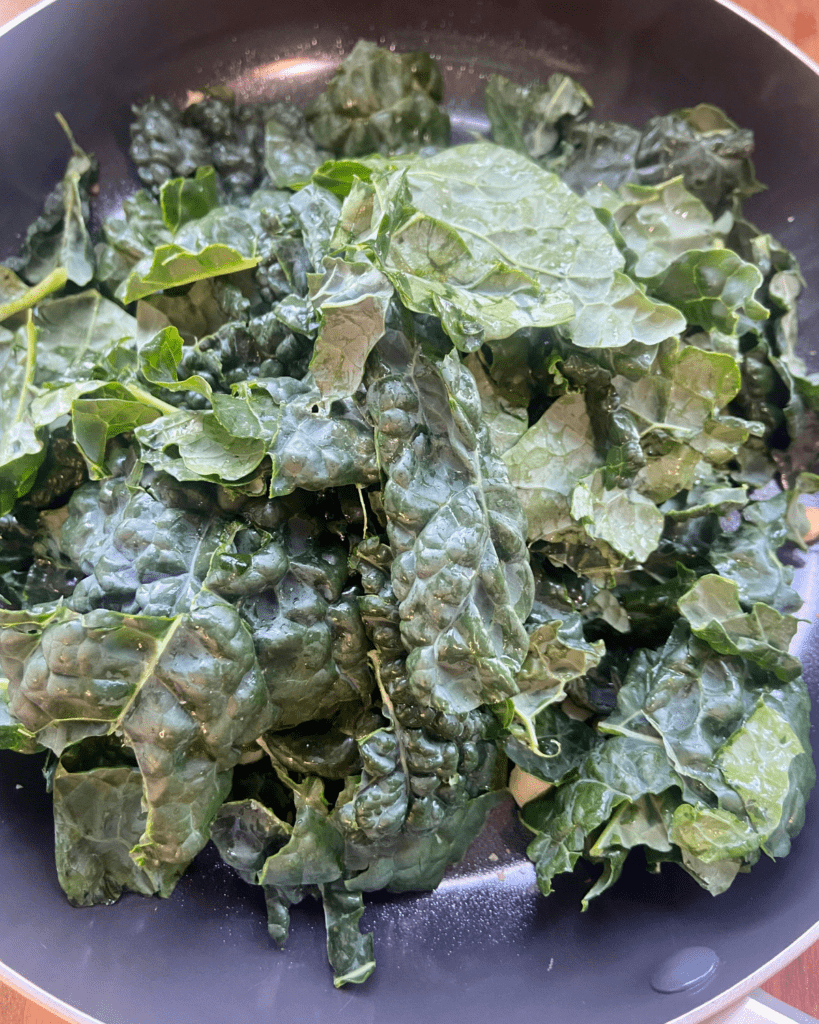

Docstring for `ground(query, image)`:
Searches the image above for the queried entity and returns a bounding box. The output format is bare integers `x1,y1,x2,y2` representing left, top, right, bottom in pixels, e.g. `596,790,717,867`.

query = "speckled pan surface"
1,2,819,1022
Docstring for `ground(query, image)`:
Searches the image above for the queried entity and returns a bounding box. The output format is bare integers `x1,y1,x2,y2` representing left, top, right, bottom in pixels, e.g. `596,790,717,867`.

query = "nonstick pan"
1,1,819,1022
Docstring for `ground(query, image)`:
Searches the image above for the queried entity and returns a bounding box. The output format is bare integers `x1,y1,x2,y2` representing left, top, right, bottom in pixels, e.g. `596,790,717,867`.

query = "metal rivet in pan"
650,946,720,994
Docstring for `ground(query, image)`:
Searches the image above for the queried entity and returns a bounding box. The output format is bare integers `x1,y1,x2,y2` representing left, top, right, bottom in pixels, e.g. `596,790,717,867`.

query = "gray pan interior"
1,1,819,1022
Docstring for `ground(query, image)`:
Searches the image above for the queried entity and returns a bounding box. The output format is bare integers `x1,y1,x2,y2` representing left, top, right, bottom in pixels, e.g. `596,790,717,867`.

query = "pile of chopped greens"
1,39,818,987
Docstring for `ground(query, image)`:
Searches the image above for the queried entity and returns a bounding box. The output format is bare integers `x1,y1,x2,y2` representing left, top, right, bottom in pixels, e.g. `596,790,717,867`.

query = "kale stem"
124,383,178,416
0,267,68,323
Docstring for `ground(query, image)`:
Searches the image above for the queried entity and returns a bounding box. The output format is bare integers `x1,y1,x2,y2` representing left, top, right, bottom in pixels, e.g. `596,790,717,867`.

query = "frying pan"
1,1,818,1022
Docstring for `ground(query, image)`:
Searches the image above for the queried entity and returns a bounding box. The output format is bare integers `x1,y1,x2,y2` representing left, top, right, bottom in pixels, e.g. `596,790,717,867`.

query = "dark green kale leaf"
52,759,162,906
545,343,646,488
0,599,262,893
524,618,814,904
0,678,40,753
212,780,376,987
612,340,749,502
728,222,819,452
207,515,373,730
485,72,592,160
504,703,601,785
645,248,767,335
0,516,35,609
366,333,534,713
264,105,329,189
602,621,813,862
554,103,763,213
289,183,343,271
148,317,314,402
130,98,211,194
502,391,600,541
332,535,506,894
0,473,373,902
130,92,294,197
100,185,293,307
523,730,681,905
677,573,801,681
304,40,450,158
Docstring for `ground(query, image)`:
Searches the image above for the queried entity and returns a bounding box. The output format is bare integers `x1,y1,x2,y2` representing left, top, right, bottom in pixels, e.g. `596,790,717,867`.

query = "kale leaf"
0,42,815,990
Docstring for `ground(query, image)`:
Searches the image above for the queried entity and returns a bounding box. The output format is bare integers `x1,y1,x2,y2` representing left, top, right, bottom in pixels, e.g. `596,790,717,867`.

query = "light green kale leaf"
503,391,602,543
587,176,733,279
525,621,814,904
120,204,261,302
6,117,97,287
337,142,685,351
0,323,48,515
505,614,604,754
570,469,665,564
614,340,748,501
678,574,801,682
32,289,147,385
159,166,220,232
308,256,393,403
646,248,768,335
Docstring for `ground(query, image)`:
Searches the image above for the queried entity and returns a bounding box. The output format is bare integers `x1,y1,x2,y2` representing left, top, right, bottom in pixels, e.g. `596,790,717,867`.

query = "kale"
130,93,322,198
0,43,816,990
304,40,450,157
5,116,98,287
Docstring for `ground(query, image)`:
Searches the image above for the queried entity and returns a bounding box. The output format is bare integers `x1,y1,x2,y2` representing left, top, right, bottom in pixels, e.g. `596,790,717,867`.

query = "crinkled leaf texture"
135,374,379,497
304,40,450,158
485,72,592,160
0,473,373,904
367,334,534,713
0,601,256,893
338,142,684,350
308,256,393,403
524,620,814,904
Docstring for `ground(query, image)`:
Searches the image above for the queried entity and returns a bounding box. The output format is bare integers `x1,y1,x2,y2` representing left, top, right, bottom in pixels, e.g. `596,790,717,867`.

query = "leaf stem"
123,383,178,416
0,267,68,323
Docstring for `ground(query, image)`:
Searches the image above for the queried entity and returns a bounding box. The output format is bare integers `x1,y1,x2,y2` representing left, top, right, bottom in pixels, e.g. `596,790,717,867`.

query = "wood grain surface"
0,0,817,1021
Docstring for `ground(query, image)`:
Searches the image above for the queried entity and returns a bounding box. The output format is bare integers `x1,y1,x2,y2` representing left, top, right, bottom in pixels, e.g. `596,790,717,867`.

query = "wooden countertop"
0,0,817,1021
